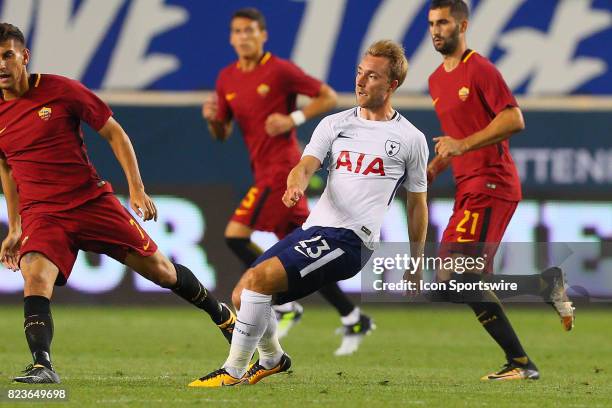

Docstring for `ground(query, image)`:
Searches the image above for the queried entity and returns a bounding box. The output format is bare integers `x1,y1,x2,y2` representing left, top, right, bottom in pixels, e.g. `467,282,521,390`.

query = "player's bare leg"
225,220,369,347
124,250,235,342
189,257,291,387
225,220,303,338
14,252,61,384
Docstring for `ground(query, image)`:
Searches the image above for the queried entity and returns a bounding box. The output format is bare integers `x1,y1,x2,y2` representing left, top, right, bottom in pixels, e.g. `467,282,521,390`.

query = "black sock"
171,263,227,325
23,296,53,370
483,274,543,300
318,283,355,316
467,290,530,365
226,237,263,267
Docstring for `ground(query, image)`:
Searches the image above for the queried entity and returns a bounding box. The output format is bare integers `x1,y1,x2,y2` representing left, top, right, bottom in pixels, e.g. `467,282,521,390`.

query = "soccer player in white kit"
190,40,429,387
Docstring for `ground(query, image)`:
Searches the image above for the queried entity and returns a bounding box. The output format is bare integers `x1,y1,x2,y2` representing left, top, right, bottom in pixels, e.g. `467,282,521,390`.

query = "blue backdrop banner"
2,0,610,94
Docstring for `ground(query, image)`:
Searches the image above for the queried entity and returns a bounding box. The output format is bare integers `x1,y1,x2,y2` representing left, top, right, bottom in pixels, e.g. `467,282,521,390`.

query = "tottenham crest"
38,106,52,121
385,139,400,157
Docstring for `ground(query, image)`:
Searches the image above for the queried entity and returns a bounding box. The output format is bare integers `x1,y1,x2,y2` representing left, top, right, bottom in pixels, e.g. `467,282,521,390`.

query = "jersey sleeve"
281,60,322,97
302,116,334,163
64,79,112,131
475,59,518,115
215,72,232,122
403,132,429,193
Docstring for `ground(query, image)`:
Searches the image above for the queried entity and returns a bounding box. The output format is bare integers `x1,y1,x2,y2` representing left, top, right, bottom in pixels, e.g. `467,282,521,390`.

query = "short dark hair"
0,22,25,45
231,8,267,31
430,0,469,21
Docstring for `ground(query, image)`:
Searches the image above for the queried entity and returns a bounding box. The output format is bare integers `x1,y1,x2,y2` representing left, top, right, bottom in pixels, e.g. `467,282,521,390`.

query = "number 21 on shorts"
456,209,480,241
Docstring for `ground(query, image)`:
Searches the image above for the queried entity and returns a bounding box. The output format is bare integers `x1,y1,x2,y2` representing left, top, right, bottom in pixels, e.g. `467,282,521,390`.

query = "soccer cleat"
217,303,236,343
334,314,375,356
14,364,61,384
542,267,575,331
481,361,540,381
274,302,304,339
188,368,242,387
241,353,292,385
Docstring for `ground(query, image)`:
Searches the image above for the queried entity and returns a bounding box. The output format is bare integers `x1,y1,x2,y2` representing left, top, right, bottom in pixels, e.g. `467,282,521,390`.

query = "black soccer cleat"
481,360,540,381
14,364,61,384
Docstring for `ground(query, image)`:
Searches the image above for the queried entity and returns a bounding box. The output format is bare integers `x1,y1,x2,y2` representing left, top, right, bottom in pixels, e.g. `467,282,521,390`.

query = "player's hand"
202,94,218,122
433,136,467,158
282,186,304,208
265,113,294,137
0,230,22,271
403,267,422,298
130,189,158,222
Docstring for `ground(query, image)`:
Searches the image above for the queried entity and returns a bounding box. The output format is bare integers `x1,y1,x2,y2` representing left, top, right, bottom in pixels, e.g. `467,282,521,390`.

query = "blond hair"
365,40,408,87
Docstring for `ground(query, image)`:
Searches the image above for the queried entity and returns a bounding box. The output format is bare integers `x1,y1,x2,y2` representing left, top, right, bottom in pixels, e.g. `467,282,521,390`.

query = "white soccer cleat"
273,302,304,339
542,267,575,331
334,314,375,356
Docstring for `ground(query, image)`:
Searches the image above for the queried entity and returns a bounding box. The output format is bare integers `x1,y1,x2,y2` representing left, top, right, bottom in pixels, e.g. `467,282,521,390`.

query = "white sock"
223,289,271,378
341,307,360,326
271,301,296,314
257,309,284,369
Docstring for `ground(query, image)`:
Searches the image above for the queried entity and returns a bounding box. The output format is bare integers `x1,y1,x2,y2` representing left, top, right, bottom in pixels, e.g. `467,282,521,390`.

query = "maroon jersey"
215,52,322,185
0,74,113,214
429,50,521,201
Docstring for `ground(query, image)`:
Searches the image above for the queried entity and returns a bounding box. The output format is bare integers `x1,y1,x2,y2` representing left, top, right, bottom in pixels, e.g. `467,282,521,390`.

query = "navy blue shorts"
253,226,373,304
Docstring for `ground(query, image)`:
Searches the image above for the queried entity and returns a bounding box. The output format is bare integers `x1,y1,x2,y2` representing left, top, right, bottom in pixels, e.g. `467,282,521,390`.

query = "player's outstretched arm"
202,93,232,141
434,107,525,158
406,191,428,260
98,117,158,221
282,155,321,208
404,191,428,295
265,84,337,137
0,158,21,271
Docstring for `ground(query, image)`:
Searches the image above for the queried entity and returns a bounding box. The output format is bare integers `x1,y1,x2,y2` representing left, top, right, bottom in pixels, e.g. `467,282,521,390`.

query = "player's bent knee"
232,285,243,310
135,252,176,288
240,267,262,291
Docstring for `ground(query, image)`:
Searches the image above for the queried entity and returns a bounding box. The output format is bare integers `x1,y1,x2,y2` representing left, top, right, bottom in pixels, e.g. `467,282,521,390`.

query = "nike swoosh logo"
432,97,439,106
143,241,150,251
337,132,353,139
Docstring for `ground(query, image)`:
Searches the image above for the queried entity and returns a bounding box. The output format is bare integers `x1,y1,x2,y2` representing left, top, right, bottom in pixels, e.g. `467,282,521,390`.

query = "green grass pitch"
0,305,610,407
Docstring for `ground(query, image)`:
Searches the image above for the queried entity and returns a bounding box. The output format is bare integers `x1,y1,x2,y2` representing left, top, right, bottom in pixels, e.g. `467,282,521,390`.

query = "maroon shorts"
440,193,517,273
230,184,309,239
19,193,158,285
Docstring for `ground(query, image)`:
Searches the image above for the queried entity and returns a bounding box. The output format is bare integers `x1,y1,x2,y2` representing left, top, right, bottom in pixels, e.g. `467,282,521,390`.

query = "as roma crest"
38,106,52,121
257,83,270,97
458,87,470,102
385,139,401,157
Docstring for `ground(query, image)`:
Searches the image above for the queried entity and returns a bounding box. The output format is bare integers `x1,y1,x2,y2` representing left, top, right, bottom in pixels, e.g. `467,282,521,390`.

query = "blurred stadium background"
1,0,609,303
0,1,610,404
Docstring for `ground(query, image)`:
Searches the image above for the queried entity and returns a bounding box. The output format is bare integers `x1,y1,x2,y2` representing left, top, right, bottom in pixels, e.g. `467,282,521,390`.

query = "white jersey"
302,107,429,248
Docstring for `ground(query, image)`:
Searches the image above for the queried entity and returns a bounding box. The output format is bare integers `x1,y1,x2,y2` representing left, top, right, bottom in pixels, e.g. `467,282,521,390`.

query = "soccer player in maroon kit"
0,23,235,384
202,8,373,355
426,0,574,381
